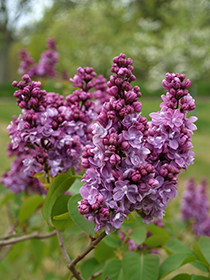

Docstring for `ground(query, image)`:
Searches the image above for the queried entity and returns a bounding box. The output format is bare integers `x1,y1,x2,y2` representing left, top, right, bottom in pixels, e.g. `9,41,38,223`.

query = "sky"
6,0,53,30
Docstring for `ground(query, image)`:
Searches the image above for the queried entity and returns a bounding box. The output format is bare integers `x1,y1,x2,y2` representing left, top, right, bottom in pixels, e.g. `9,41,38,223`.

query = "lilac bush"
78,53,197,234
181,178,210,236
18,38,58,79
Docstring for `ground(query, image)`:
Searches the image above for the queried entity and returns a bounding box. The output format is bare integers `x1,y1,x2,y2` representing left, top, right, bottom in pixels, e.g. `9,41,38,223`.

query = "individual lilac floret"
79,54,197,234
181,178,210,236
18,38,58,78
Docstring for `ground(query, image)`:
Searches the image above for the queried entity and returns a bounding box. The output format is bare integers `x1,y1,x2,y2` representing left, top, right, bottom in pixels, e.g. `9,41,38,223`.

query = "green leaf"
42,173,76,225
144,234,166,248
159,252,196,279
170,273,192,280
0,193,14,208
69,179,83,194
94,240,115,262
103,233,121,248
123,252,159,280
192,275,210,280
124,213,136,223
190,262,209,273
102,259,122,280
164,238,193,255
147,225,169,240
193,241,209,267
51,195,74,231
81,258,102,280
68,193,95,235
199,236,210,265
130,226,147,245
144,225,169,248
19,194,44,223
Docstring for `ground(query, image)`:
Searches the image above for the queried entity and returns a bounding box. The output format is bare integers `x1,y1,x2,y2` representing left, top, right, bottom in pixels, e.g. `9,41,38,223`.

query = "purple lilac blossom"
3,67,105,193
18,38,58,79
78,54,197,234
181,178,210,236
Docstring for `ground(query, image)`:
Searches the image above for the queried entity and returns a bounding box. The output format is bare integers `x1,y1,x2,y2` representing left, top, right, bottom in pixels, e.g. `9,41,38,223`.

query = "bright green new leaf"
42,173,76,225
53,212,70,220
19,194,44,223
68,194,95,235
51,195,74,231
123,252,159,280
199,236,210,265
102,259,122,280
159,252,196,279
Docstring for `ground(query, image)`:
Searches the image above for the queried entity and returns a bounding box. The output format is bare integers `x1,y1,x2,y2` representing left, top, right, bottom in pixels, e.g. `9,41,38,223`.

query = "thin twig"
0,230,56,246
68,231,106,270
55,229,84,280
0,244,13,261
88,270,102,280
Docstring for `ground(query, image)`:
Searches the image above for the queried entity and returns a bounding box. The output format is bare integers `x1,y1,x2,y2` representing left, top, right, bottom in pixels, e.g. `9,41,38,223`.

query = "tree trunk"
0,36,12,83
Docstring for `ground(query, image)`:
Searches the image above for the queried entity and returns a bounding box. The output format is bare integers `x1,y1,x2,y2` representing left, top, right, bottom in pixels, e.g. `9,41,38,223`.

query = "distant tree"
0,0,43,82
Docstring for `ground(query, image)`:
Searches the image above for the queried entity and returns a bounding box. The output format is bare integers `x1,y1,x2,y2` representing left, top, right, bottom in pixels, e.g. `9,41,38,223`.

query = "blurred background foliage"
1,0,210,95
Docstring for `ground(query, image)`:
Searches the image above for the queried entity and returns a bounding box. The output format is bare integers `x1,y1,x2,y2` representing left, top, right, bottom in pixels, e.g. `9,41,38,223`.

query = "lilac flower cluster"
1,144,45,194
2,68,102,193
18,38,58,79
181,178,210,236
78,53,197,234
118,219,164,253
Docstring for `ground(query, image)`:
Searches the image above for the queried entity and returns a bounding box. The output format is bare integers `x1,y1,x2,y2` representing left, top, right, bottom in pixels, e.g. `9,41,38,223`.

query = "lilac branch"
88,270,102,280
0,230,56,246
68,231,106,269
55,229,84,280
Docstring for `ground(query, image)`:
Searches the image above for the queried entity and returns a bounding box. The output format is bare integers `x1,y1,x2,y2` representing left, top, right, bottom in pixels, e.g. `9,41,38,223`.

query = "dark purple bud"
78,204,90,215
148,178,159,188
12,81,18,87
171,177,178,184
91,201,100,210
160,167,168,177
22,74,31,83
19,101,26,109
96,195,105,205
184,79,191,89
131,170,141,182
81,158,90,168
121,141,130,150
110,153,121,165
133,101,142,113
99,207,109,218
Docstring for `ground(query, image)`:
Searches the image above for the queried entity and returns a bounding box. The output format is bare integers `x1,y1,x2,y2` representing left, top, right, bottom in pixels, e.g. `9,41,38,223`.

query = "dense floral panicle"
79,55,197,234
181,178,210,236
18,38,58,78
6,68,101,187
